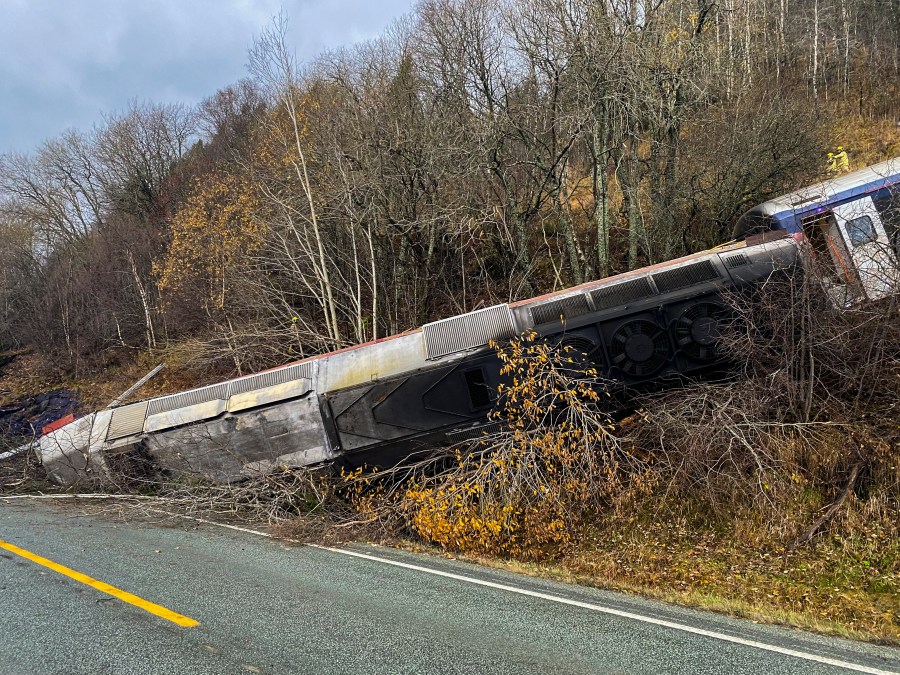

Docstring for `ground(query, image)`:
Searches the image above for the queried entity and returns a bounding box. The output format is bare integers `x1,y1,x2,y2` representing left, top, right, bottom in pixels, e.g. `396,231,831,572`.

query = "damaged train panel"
35,236,801,485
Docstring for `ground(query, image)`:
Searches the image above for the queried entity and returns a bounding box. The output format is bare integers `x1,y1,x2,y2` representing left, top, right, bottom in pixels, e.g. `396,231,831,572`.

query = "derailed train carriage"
38,158,900,485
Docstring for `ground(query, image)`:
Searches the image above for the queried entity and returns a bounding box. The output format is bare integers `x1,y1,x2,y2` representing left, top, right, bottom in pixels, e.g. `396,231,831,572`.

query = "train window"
873,186,900,255
845,216,877,247
732,208,779,240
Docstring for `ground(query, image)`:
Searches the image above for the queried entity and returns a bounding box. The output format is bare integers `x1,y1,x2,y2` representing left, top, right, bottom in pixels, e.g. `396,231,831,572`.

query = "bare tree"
248,14,342,346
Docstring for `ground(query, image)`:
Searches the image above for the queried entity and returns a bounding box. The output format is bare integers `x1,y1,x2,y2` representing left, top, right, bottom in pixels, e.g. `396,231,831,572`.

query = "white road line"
308,545,897,675
7,495,898,674
163,508,899,675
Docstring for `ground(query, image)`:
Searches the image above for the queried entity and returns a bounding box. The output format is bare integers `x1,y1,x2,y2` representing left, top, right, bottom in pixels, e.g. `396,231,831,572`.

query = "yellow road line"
0,537,199,628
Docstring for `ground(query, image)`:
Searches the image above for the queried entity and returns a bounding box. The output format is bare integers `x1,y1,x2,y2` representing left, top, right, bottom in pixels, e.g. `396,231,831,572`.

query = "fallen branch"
0,443,31,462
789,460,863,551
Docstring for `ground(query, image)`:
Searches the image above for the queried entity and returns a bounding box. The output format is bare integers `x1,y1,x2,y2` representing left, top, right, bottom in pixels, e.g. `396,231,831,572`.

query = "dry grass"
425,547,887,643
388,501,899,644
0,350,61,407
829,108,900,169
562,508,899,643
0,342,237,414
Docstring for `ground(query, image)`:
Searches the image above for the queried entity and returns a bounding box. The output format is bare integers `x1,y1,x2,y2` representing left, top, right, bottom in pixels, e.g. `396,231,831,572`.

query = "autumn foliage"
156,170,263,310
382,333,649,558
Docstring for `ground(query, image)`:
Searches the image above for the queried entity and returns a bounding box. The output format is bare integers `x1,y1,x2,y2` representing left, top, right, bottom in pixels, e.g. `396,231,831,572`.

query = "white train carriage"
37,158,900,485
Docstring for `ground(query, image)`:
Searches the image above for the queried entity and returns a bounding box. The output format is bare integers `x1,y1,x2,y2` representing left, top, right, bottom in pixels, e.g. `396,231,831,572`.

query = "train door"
832,197,900,300
801,211,860,306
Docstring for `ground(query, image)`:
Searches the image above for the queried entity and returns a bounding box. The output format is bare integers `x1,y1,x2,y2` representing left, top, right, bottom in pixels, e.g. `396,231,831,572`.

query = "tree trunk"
621,137,644,270
812,0,820,101
557,164,584,286
592,119,611,278
128,250,156,351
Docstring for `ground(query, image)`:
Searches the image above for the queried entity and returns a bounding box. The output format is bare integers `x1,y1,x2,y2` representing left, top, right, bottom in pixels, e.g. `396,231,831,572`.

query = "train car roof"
751,156,900,219
509,240,747,308
122,237,755,412
275,239,752,367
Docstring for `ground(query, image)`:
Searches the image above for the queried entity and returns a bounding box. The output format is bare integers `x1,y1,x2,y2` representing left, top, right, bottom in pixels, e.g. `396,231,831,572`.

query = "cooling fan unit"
673,302,728,361
608,320,670,376
555,335,604,370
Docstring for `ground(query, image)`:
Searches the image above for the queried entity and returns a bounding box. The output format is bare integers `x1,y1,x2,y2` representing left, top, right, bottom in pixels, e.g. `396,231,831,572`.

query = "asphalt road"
0,499,897,675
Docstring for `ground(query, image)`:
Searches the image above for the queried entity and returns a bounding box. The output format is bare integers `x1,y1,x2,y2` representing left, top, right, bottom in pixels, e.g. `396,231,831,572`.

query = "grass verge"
388,511,899,645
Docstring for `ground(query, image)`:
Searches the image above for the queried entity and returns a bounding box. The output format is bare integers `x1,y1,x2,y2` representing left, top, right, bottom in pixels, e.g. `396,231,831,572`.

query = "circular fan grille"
608,320,669,376
673,303,727,361
551,336,604,373
558,336,602,360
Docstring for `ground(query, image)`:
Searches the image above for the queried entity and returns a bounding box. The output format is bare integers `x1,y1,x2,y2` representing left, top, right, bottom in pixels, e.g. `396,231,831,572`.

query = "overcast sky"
0,0,416,154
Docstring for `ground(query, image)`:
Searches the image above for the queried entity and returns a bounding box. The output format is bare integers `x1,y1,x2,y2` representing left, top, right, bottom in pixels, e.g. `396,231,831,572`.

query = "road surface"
0,498,897,675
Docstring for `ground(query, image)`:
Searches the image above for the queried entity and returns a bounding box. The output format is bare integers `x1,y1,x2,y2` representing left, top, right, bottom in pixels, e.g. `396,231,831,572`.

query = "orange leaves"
156,97,317,315
390,334,645,560
337,335,652,560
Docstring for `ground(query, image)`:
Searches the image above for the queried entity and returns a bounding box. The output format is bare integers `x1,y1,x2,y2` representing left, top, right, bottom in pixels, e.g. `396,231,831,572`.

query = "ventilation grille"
106,401,150,441
147,383,230,416
652,260,719,293
229,362,314,396
423,305,515,360
557,335,604,366
446,422,504,443
674,302,728,361
530,294,590,325
590,277,656,310
723,253,750,269
148,363,315,415
464,369,492,409
105,363,316,440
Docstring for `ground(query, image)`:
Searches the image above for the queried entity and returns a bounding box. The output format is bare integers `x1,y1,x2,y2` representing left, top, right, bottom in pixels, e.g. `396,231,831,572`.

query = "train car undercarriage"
36,235,800,485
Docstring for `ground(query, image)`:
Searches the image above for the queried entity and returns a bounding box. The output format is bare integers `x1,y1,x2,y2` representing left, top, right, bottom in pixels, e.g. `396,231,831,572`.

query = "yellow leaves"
156,169,263,309
383,332,629,560
157,97,323,311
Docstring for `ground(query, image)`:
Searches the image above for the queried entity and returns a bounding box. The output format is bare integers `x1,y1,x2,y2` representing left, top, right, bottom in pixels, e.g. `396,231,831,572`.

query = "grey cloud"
0,0,414,153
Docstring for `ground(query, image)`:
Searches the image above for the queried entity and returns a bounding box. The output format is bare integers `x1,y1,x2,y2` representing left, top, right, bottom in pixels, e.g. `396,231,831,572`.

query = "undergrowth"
333,269,900,640
4,268,898,641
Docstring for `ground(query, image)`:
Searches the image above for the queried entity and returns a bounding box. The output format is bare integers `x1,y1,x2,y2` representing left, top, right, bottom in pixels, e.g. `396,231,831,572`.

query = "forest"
0,0,897,379
1,0,899,641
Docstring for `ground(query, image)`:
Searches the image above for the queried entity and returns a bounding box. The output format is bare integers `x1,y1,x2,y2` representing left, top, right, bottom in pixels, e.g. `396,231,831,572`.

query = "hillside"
1,0,899,643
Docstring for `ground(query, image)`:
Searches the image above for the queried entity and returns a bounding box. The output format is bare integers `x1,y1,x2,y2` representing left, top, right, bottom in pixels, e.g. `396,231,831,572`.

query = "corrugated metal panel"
147,383,230,416
229,362,314,396
140,362,316,424
590,276,656,310
106,401,150,441
530,294,590,325
423,305,516,360
652,260,720,293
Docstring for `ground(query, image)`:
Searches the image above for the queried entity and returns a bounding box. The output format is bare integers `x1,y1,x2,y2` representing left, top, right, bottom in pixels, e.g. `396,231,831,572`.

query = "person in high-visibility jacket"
826,152,838,175
834,146,850,172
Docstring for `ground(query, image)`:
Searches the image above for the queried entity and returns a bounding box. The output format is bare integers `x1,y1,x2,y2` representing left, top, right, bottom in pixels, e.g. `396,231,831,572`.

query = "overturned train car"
38,158,900,485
